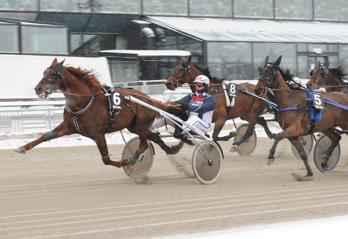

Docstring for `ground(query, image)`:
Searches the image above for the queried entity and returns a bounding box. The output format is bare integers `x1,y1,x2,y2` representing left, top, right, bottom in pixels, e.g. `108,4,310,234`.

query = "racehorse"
307,62,348,93
15,58,187,168
258,56,348,180
166,56,276,150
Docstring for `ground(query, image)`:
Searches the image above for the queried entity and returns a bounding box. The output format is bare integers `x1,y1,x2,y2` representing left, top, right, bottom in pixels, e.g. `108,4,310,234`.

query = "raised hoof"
291,173,314,181
15,147,26,154
229,145,238,152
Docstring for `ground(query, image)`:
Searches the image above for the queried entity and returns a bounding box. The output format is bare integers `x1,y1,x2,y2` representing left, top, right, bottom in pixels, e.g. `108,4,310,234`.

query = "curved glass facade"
189,0,232,17
143,0,188,16
275,0,313,20
234,0,273,18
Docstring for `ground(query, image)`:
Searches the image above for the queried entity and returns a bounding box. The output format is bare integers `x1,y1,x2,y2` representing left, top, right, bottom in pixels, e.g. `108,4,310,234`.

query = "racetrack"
1,137,348,239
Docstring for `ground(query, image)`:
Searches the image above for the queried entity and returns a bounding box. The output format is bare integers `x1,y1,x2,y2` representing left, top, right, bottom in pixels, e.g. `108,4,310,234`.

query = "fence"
0,80,183,135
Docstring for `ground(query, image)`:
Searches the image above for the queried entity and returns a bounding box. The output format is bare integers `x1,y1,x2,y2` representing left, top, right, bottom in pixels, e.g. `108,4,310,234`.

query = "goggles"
194,82,206,87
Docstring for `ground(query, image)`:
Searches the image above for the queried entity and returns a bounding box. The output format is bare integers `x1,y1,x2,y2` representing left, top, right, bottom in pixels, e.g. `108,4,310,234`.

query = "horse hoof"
15,147,26,154
229,145,237,152
267,158,274,165
291,173,314,181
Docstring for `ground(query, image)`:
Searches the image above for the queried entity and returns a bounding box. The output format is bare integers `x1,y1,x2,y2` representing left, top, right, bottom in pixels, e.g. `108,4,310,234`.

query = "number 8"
229,84,236,94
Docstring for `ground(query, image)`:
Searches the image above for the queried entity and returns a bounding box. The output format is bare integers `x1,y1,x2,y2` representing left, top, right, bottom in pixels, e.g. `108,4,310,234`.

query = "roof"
146,16,348,43
99,50,191,58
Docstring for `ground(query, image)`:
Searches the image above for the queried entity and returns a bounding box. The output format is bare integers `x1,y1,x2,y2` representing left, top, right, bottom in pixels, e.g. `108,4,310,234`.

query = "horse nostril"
35,86,42,93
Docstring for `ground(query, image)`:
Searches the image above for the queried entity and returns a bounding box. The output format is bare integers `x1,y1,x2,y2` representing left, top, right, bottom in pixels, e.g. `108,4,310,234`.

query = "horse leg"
95,135,128,168
212,118,236,142
256,117,275,139
267,126,303,163
127,136,150,164
321,129,341,169
15,122,71,153
233,122,256,146
288,137,313,181
144,131,184,154
267,137,283,164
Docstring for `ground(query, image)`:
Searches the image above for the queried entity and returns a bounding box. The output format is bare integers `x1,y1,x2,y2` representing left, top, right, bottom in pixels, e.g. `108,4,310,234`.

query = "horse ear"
264,56,269,66
273,56,282,67
186,55,192,64
56,61,65,76
59,59,65,65
52,58,58,65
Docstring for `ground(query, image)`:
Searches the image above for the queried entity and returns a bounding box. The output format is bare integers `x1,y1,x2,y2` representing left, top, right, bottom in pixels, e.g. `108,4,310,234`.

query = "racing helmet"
193,75,210,86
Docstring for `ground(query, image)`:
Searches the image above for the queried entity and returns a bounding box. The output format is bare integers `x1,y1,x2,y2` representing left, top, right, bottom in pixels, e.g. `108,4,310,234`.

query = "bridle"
170,63,195,88
260,63,279,89
310,62,330,88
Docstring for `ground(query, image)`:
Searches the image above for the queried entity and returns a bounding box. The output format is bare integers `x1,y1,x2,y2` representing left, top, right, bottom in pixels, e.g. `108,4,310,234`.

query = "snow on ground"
155,214,348,239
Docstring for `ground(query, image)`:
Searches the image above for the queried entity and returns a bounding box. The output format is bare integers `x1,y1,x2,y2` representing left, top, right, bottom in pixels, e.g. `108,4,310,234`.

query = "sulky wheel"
233,123,257,156
192,140,223,184
122,137,154,178
313,135,341,173
291,135,314,160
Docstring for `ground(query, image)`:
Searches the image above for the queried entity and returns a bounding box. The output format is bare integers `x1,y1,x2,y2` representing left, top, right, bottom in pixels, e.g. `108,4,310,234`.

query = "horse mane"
329,67,344,80
192,63,224,83
66,66,102,89
279,68,294,82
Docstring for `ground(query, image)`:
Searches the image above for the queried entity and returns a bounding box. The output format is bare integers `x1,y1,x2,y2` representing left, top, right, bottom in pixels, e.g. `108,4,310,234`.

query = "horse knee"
102,155,112,165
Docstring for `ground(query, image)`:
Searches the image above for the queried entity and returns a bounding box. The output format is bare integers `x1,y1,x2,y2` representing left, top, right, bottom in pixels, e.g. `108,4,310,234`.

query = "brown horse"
15,58,186,168
258,56,348,180
166,56,276,149
307,62,348,93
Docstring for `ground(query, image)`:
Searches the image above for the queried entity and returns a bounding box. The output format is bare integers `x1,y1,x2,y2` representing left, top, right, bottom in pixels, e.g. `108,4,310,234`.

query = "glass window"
308,44,327,53
207,42,252,80
234,0,273,18
339,45,348,74
189,0,232,17
253,43,296,78
297,56,308,78
40,0,90,13
275,0,312,20
0,12,37,21
328,44,338,52
0,23,19,53
0,0,38,10
21,26,68,54
297,43,307,52
95,0,141,14
143,0,188,16
315,0,348,21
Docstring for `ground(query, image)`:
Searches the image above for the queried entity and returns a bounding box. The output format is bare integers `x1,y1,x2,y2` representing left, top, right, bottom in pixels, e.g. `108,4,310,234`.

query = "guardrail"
113,79,168,95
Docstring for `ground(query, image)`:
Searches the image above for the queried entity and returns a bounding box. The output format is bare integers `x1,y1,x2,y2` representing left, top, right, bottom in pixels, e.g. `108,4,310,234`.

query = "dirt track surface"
1,137,348,239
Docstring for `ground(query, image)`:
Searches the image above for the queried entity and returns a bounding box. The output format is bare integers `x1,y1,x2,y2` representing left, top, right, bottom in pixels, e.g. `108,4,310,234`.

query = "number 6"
113,92,121,106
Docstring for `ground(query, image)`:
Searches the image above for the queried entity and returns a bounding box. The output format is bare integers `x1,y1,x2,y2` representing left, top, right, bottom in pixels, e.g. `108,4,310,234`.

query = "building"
1,0,348,81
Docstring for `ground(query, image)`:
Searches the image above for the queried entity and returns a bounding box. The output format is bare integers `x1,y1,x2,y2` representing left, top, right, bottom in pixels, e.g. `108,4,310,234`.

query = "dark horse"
307,62,348,93
166,56,276,143
16,58,186,168
258,56,348,180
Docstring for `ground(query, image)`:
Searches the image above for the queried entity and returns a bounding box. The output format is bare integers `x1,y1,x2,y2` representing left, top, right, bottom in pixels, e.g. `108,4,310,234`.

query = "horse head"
165,55,199,90
35,58,65,99
259,55,282,89
307,62,330,90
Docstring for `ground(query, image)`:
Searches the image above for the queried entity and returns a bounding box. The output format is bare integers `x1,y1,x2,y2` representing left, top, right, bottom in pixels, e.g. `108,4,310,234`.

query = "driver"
175,75,216,137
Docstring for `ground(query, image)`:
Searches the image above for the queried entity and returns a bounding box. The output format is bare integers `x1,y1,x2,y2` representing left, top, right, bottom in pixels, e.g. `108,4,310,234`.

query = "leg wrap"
43,131,58,141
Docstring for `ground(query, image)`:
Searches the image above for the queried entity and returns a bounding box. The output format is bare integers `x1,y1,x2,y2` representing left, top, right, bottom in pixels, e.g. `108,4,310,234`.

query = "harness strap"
64,96,95,133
